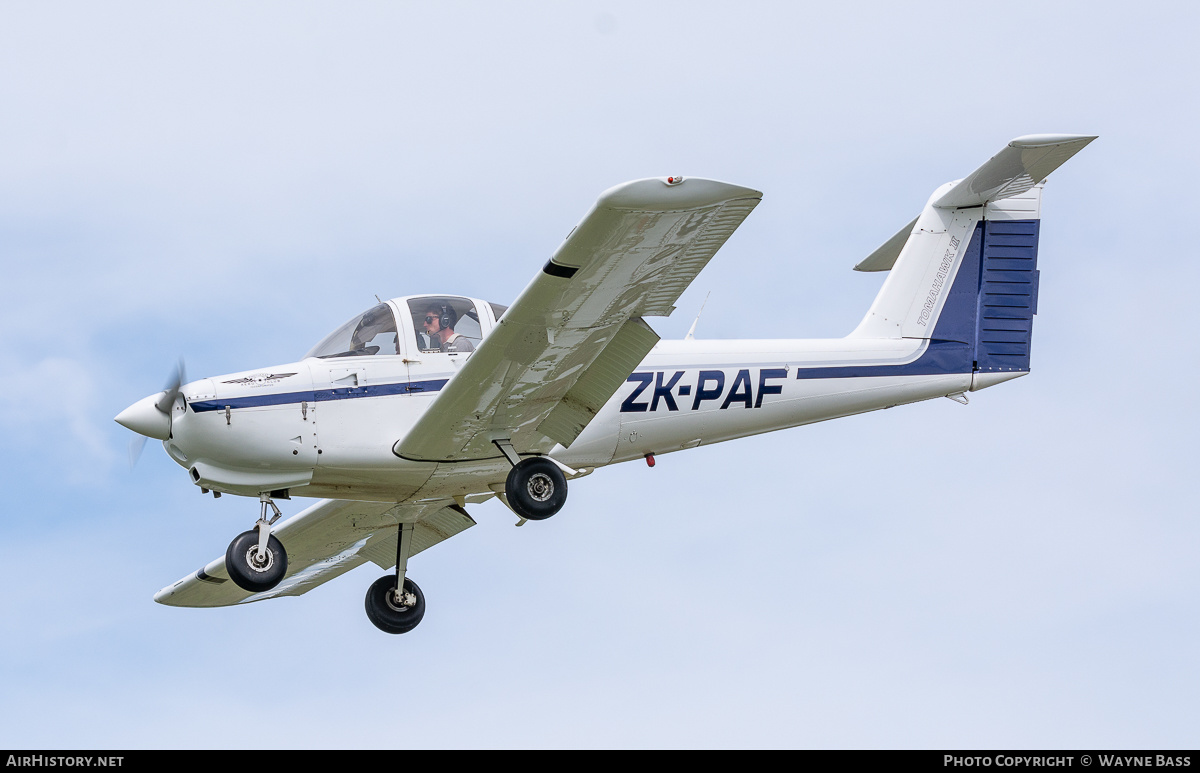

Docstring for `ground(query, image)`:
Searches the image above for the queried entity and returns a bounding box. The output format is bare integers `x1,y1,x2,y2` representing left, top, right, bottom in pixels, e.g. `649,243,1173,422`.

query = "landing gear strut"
365,521,425,634
226,494,288,593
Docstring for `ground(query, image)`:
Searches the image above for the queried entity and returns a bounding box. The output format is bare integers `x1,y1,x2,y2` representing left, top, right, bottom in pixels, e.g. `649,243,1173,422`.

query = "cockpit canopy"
304,297,509,360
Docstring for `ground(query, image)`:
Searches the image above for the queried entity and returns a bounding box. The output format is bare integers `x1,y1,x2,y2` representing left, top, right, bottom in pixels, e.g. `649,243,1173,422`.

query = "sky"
1,0,1198,750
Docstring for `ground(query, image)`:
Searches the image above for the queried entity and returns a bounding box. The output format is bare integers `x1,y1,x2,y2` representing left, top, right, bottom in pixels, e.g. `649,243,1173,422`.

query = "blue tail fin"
849,135,1095,383
974,216,1040,373
924,198,1041,377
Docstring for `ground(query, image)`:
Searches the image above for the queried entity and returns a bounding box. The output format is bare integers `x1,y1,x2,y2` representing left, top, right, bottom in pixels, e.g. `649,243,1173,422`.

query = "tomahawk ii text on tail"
116,134,1095,634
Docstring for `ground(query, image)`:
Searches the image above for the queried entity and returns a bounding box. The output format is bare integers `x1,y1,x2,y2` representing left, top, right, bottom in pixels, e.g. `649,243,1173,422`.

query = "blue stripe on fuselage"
792,225,984,380
792,338,972,379
790,219,991,380
189,378,449,413
198,222,1023,418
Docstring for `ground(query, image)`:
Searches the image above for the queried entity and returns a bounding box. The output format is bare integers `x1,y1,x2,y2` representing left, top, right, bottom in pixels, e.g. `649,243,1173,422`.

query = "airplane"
116,134,1095,634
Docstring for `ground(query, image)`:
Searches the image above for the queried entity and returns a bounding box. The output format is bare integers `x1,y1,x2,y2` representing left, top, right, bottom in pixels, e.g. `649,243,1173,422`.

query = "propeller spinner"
116,361,186,467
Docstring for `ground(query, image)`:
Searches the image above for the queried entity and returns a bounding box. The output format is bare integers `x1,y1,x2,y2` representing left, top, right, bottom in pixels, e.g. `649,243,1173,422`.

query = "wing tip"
598,177,762,212
1009,133,1099,149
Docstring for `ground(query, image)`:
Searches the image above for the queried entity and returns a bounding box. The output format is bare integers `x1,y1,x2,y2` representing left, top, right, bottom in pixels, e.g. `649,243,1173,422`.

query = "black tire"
505,456,568,520
225,529,288,593
365,575,426,634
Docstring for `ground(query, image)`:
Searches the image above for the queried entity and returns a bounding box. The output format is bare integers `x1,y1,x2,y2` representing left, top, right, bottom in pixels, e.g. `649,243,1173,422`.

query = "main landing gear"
498,444,568,521
365,521,426,634
365,575,425,634
226,494,288,593
221,449,569,630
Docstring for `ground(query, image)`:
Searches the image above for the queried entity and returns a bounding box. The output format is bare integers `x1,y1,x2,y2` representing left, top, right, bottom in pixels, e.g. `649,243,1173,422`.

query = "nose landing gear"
226,495,288,593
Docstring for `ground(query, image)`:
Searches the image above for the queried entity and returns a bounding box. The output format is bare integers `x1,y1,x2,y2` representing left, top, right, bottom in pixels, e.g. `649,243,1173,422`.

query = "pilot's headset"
437,303,458,330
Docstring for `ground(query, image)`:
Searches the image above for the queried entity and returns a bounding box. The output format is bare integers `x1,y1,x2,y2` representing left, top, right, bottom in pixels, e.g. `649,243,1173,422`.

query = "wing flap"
357,504,477,570
536,316,659,446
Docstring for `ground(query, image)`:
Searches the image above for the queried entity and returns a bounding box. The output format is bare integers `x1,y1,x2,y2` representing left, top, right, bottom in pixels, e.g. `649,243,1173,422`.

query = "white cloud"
0,355,120,483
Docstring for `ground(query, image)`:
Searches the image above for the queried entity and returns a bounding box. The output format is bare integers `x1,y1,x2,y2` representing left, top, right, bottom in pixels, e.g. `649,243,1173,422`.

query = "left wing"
154,498,478,608
395,176,762,462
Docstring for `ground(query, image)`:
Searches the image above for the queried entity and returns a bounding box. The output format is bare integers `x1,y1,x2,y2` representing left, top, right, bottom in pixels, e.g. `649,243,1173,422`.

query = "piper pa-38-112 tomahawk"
117,134,1095,634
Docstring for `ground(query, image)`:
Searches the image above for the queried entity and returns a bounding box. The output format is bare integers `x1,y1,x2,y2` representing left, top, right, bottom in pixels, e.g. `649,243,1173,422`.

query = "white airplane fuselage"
155,313,1019,506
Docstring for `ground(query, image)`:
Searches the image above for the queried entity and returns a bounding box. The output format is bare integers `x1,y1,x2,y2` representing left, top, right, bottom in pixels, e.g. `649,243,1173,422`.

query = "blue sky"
2,0,1198,749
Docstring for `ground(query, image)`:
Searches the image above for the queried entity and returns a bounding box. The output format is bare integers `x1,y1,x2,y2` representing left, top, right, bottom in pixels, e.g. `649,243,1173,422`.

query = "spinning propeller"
116,360,186,468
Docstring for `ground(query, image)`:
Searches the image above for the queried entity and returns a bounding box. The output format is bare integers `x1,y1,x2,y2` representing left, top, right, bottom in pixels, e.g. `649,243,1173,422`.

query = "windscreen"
305,303,400,359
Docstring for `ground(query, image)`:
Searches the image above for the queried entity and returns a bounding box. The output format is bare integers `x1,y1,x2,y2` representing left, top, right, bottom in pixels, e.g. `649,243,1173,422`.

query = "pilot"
423,303,475,353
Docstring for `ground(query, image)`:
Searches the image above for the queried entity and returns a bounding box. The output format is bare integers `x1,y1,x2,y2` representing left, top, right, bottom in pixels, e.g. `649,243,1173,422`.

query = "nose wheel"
225,495,289,593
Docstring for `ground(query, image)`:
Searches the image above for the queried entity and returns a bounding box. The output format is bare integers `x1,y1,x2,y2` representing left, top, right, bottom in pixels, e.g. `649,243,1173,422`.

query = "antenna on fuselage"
684,291,711,341
375,294,383,304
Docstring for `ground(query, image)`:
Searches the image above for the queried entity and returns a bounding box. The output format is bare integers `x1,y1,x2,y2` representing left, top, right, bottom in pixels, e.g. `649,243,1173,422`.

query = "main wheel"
225,529,288,593
505,456,568,520
365,575,426,634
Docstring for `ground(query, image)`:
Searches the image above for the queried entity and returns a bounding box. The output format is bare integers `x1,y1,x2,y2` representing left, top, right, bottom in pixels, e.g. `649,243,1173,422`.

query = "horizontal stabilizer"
933,134,1096,209
855,216,918,272
855,135,1096,272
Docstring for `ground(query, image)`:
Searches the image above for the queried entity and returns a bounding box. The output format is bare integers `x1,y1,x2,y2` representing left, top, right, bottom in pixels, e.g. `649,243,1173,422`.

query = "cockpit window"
408,297,482,354
305,303,400,359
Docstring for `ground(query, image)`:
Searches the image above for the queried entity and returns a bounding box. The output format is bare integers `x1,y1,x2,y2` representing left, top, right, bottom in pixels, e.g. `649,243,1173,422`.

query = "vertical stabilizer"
849,190,984,340
848,135,1096,377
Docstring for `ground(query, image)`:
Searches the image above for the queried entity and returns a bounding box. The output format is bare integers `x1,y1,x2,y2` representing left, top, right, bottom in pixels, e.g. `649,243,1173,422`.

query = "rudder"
974,205,1040,373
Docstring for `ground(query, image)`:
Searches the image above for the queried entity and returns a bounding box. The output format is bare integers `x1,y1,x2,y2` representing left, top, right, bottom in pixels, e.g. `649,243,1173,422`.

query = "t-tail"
849,134,1096,390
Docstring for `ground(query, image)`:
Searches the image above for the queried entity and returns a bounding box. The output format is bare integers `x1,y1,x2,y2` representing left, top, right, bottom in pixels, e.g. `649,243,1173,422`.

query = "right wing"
394,177,762,462
154,498,479,608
